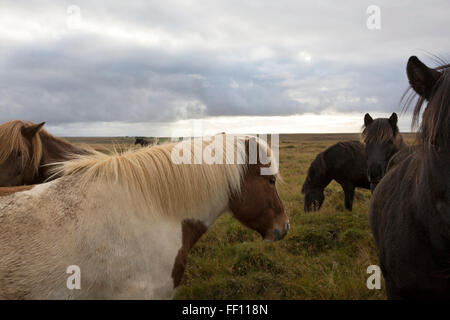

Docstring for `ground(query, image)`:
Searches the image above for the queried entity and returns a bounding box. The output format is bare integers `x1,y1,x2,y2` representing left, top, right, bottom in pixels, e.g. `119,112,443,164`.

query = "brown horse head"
229,137,289,241
303,188,325,212
0,120,91,187
0,120,45,186
361,113,404,191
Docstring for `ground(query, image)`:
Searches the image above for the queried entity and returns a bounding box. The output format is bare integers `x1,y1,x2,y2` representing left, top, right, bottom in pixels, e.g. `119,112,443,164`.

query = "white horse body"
0,174,228,299
0,136,287,300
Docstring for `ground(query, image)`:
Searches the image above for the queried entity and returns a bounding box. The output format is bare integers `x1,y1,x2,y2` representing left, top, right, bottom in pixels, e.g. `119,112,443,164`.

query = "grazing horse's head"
302,188,325,212
301,160,325,212
229,138,289,242
361,113,403,191
0,120,45,186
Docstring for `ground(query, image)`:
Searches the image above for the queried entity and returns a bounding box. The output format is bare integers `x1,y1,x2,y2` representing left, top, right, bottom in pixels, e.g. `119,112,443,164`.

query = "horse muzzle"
266,222,290,242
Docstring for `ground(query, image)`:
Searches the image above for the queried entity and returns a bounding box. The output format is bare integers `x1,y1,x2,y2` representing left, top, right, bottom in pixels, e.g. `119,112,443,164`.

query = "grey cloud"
0,0,449,127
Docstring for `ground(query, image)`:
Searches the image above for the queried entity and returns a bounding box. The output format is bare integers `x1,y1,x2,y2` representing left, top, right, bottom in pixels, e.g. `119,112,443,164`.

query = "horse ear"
21,122,45,140
406,56,440,100
389,112,398,127
364,113,373,127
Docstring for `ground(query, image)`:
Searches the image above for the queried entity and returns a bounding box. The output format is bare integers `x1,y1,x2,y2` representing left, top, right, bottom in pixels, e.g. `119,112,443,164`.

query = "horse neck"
40,133,89,163
304,155,331,192
420,116,450,151
34,133,90,183
419,74,450,151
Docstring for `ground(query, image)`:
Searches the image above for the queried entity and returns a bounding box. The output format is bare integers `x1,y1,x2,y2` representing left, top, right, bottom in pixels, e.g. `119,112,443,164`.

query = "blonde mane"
56,135,276,218
0,120,43,173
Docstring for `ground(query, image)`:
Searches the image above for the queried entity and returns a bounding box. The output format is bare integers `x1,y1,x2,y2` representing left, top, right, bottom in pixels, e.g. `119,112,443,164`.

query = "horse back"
323,141,369,188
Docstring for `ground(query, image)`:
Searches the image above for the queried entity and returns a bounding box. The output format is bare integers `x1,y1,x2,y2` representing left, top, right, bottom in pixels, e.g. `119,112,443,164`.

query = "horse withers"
0,134,289,299
369,56,450,299
361,113,405,191
302,141,370,212
0,120,90,187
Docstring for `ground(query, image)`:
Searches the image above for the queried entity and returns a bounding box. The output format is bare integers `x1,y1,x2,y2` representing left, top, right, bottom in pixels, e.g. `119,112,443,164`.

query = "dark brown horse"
301,141,370,212
361,113,406,191
369,56,450,299
134,136,150,147
0,120,90,187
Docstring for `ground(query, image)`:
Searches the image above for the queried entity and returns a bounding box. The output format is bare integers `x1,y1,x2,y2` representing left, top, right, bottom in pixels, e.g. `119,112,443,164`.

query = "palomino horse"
301,141,370,212
370,56,450,299
361,113,405,191
0,120,90,187
0,135,289,299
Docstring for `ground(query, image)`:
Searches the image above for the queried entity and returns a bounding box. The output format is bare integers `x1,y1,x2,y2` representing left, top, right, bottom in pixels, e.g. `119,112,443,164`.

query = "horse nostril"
273,229,281,240
285,223,290,232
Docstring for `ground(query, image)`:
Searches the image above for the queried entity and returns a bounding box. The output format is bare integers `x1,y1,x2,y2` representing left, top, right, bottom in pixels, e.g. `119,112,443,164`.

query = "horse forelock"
361,118,402,148
0,120,43,174
54,135,276,219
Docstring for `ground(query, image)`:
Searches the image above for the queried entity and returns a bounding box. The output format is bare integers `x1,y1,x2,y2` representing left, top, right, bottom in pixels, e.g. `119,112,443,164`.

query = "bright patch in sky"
46,112,413,137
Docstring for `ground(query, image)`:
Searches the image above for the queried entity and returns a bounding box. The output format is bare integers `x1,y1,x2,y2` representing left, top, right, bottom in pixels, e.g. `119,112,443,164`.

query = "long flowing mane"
55,135,276,218
0,120,43,172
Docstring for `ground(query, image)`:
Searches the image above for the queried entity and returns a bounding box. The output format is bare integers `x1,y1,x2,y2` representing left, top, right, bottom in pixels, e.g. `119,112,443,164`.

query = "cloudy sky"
0,0,448,136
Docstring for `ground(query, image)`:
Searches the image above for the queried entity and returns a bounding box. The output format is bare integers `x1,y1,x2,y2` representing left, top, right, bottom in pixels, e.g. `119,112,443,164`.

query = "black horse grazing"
370,56,450,299
134,137,150,147
301,141,370,212
361,113,406,191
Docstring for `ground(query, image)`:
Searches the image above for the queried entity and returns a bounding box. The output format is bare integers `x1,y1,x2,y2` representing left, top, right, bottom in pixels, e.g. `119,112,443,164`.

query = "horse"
0,120,90,187
361,113,406,191
369,56,450,299
135,137,150,147
0,134,289,299
301,141,370,212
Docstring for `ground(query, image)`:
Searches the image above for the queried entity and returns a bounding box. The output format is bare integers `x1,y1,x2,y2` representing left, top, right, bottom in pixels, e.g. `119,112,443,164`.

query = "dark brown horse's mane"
301,151,326,194
361,119,397,142
402,62,450,149
361,118,404,150
398,60,450,252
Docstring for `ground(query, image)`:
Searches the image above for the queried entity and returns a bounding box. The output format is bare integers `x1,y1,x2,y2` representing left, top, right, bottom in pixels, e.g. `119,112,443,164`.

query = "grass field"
66,133,414,300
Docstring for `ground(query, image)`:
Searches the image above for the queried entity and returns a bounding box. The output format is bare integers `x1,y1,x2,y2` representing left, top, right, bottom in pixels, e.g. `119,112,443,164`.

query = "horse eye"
269,177,276,185
388,140,394,145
